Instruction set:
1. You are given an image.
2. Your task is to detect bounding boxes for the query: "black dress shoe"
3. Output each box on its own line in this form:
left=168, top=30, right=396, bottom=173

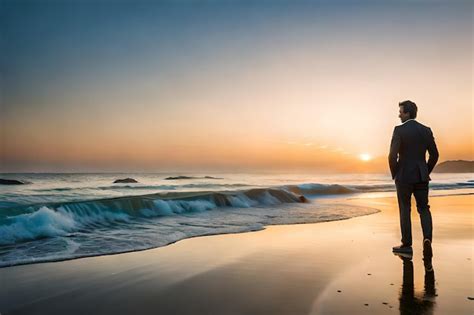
left=392, top=244, right=413, bottom=254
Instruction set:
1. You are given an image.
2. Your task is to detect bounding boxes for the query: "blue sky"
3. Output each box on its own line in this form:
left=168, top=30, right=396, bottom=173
left=1, top=0, right=472, bottom=172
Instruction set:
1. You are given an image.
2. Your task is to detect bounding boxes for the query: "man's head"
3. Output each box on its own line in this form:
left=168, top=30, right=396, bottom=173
left=398, top=100, right=417, bottom=123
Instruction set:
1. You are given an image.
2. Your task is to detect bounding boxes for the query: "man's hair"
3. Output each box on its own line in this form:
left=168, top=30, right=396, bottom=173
left=399, top=100, right=417, bottom=119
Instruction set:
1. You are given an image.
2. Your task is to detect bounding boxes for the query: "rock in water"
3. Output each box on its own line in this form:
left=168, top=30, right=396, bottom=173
left=113, top=178, right=138, bottom=184
left=164, top=176, right=194, bottom=180
left=299, top=195, right=309, bottom=203
left=0, top=178, right=29, bottom=185
left=164, top=175, right=223, bottom=180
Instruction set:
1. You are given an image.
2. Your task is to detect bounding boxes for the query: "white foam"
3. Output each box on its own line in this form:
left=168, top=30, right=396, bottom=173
left=0, top=206, right=76, bottom=245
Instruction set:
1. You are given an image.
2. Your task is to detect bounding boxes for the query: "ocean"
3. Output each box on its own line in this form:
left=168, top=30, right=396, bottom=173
left=0, top=172, right=472, bottom=267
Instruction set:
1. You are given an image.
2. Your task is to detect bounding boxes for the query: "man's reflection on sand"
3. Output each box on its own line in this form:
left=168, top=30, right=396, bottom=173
left=396, top=248, right=436, bottom=315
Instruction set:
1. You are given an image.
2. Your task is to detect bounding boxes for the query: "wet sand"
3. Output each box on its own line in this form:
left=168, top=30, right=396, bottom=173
left=0, top=194, right=472, bottom=314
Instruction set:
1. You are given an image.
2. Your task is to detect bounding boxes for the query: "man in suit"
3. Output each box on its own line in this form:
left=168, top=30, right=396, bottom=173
left=389, top=100, right=439, bottom=255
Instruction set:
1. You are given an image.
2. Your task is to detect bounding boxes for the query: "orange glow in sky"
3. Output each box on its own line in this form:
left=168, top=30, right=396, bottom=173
left=1, top=2, right=472, bottom=173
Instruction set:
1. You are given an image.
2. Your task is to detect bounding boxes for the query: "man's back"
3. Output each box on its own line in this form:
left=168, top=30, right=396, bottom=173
left=389, top=120, right=439, bottom=184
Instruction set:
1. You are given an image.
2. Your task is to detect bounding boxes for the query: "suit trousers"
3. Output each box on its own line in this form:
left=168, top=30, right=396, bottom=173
left=395, top=181, right=433, bottom=246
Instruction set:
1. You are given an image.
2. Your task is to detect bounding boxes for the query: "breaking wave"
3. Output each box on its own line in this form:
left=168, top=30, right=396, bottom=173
left=0, top=188, right=306, bottom=247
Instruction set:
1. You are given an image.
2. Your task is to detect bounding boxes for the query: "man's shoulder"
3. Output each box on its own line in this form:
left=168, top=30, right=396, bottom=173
left=414, top=120, right=430, bottom=129
left=398, top=120, right=431, bottom=131
left=414, top=121, right=433, bottom=134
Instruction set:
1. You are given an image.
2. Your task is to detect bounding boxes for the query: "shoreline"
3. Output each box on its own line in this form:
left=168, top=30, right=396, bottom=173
left=0, top=205, right=381, bottom=269
left=0, top=194, right=472, bottom=314
left=0, top=192, right=381, bottom=268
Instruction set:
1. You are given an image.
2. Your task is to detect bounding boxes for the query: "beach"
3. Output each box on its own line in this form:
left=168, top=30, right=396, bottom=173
left=2, top=1, right=473, bottom=314
left=0, top=193, right=472, bottom=314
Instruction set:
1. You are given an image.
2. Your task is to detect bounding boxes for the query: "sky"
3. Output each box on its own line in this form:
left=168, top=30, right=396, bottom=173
left=1, top=0, right=472, bottom=173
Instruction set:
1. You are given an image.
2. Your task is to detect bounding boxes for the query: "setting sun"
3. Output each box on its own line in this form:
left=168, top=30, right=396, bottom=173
left=359, top=153, right=372, bottom=162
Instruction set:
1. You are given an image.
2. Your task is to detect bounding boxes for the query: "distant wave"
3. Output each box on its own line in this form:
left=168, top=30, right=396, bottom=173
left=30, top=183, right=251, bottom=193
left=16, top=179, right=474, bottom=197
left=286, top=183, right=355, bottom=195
left=164, top=175, right=224, bottom=180
left=286, top=181, right=474, bottom=196
left=3, top=180, right=472, bottom=213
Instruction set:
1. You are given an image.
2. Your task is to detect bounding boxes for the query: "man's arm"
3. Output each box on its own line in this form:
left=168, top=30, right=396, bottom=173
left=427, top=128, right=439, bottom=174
left=388, top=127, right=401, bottom=180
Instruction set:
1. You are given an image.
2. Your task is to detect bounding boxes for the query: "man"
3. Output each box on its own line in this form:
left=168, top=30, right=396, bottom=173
left=389, top=100, right=439, bottom=255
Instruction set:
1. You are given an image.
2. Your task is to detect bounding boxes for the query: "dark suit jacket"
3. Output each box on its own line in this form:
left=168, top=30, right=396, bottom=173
left=388, top=120, right=439, bottom=183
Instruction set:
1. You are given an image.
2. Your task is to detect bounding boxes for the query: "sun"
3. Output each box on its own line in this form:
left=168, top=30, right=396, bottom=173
left=359, top=153, right=372, bottom=162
